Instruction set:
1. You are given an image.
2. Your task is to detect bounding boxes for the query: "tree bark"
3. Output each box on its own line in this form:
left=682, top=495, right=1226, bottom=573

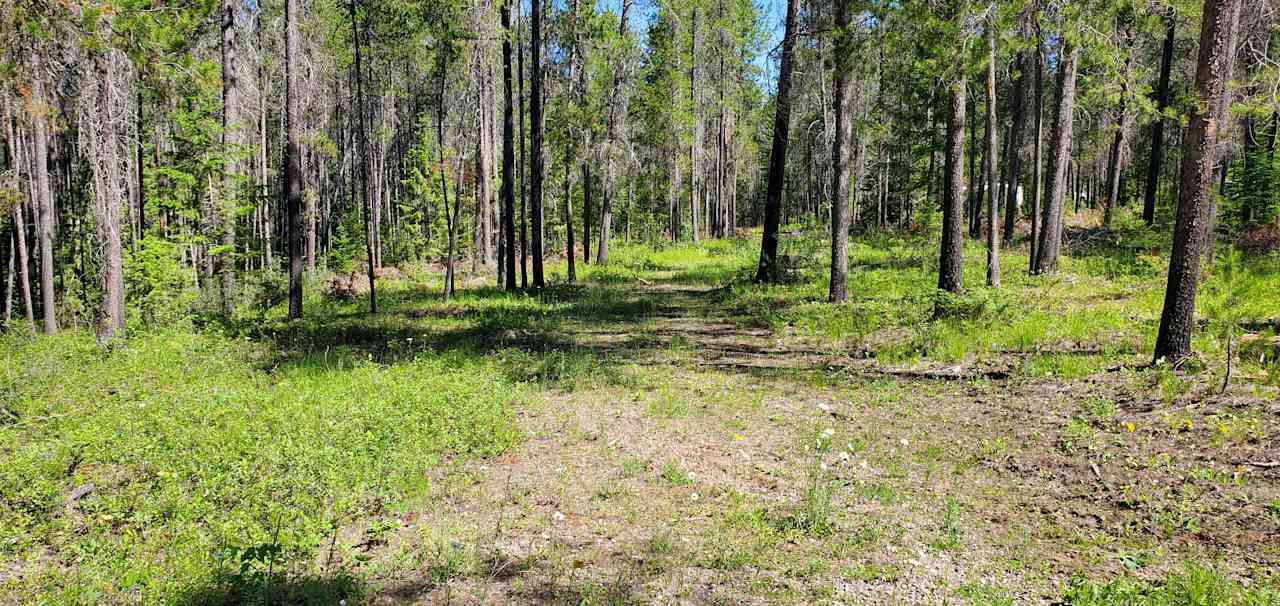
left=985, top=14, right=1000, bottom=288
left=583, top=156, right=592, bottom=265
left=285, top=0, right=305, bottom=319
left=500, top=0, right=518, bottom=289
left=1003, top=50, right=1027, bottom=241
left=939, top=75, right=967, bottom=294
left=347, top=0, right=377, bottom=312
left=517, top=1, right=529, bottom=288
left=690, top=8, right=702, bottom=243
left=88, top=50, right=126, bottom=344
left=754, top=0, right=798, bottom=283
left=1142, top=11, right=1176, bottom=226
left=3, top=108, right=34, bottom=331
left=1104, top=23, right=1136, bottom=228
left=564, top=153, right=576, bottom=282
left=1154, top=0, right=1239, bottom=363
left=530, top=0, right=546, bottom=287
left=220, top=0, right=240, bottom=317
left=829, top=0, right=853, bottom=303
left=1032, top=42, right=1079, bottom=273
left=32, top=54, right=57, bottom=334
left=1029, top=23, right=1044, bottom=270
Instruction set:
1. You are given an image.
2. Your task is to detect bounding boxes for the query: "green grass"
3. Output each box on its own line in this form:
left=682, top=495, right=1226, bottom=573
left=1, top=323, right=520, bottom=603
left=3, top=213, right=1278, bottom=604
left=1065, top=563, right=1280, bottom=605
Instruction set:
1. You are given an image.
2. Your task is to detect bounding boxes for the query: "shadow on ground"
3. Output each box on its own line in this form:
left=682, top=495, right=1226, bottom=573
left=172, top=571, right=361, bottom=606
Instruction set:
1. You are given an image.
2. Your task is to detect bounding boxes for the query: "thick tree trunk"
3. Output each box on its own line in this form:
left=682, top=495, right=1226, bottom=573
left=1154, top=0, right=1239, bottom=363
left=985, top=16, right=1000, bottom=288
left=530, top=0, right=546, bottom=287
left=1032, top=43, right=1079, bottom=273
left=939, top=76, right=967, bottom=294
left=88, top=51, right=126, bottom=344
left=829, top=0, right=853, bottom=303
left=1143, top=11, right=1176, bottom=226
left=754, top=0, right=798, bottom=283
left=286, top=0, right=306, bottom=318
left=500, top=0, right=517, bottom=289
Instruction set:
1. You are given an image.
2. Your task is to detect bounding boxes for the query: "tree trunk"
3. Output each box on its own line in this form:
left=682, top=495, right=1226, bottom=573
left=348, top=0, right=377, bottom=312
left=939, top=75, right=967, bottom=295
left=88, top=50, right=126, bottom=344
left=564, top=153, right=576, bottom=282
left=1154, top=0, right=1239, bottom=363
left=1029, top=23, right=1044, bottom=270
left=500, top=0, right=518, bottom=289
left=4, top=109, right=34, bottom=331
left=1032, top=42, right=1079, bottom=273
left=1104, top=24, right=1135, bottom=228
left=828, top=0, right=853, bottom=303
left=517, top=1, right=529, bottom=288
left=1003, top=50, right=1027, bottom=241
left=1143, top=11, right=1176, bottom=226
left=582, top=161, right=592, bottom=265
left=220, top=0, right=240, bottom=317
left=32, top=56, right=57, bottom=334
left=286, top=0, right=306, bottom=318
left=754, top=0, right=798, bottom=283
left=690, top=8, right=701, bottom=243
left=985, top=15, right=1000, bottom=288
left=530, top=0, right=546, bottom=287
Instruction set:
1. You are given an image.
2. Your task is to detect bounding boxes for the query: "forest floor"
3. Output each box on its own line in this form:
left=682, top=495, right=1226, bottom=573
left=3, top=222, right=1280, bottom=605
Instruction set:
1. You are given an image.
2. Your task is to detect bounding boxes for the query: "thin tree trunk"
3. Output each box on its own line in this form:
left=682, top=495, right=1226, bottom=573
left=690, top=8, right=701, bottom=243
left=1154, top=0, right=1240, bottom=363
left=1143, top=10, right=1176, bottom=226
left=829, top=0, right=853, bottom=303
left=500, top=0, right=517, bottom=289
left=1104, top=24, right=1134, bottom=229
left=220, top=0, right=240, bottom=317
left=517, top=0, right=529, bottom=288
left=285, top=0, right=306, bottom=318
left=439, top=57, right=460, bottom=301
left=754, top=0, right=798, bottom=283
left=565, top=152, right=576, bottom=282
left=1029, top=23, right=1044, bottom=269
left=32, top=55, right=57, bottom=334
left=583, top=158, right=595, bottom=266
left=3, top=108, right=33, bottom=330
left=985, top=13, right=1000, bottom=288
left=530, top=0, right=546, bottom=287
left=1003, top=50, right=1027, bottom=241
left=348, top=0, right=377, bottom=312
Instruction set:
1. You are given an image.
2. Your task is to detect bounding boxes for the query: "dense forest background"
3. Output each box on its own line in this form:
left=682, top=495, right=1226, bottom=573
left=0, top=0, right=1275, bottom=344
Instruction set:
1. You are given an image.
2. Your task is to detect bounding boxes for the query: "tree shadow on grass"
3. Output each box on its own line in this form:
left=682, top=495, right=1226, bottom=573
left=241, top=282, right=676, bottom=382
left=172, top=571, right=362, bottom=606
